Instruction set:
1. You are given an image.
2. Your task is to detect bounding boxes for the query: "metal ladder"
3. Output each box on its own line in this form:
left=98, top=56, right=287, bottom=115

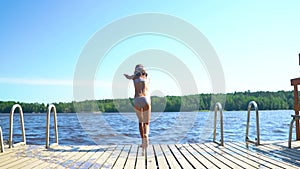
left=9, top=104, right=26, bottom=148
left=213, top=102, right=224, bottom=146
left=288, top=115, right=300, bottom=148
left=46, top=104, right=58, bottom=148
left=245, top=101, right=260, bottom=145
left=0, top=126, right=4, bottom=152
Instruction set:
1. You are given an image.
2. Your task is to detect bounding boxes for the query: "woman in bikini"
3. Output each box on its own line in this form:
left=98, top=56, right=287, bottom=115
left=124, top=64, right=151, bottom=148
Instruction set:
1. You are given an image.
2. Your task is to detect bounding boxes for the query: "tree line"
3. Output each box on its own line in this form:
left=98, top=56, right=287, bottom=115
left=0, top=90, right=295, bottom=113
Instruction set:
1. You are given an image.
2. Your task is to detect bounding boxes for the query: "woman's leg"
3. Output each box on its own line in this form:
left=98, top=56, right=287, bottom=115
left=140, top=106, right=150, bottom=149
left=134, top=97, right=151, bottom=148
left=139, top=122, right=144, bottom=138
left=134, top=107, right=144, bottom=138
left=142, top=105, right=151, bottom=138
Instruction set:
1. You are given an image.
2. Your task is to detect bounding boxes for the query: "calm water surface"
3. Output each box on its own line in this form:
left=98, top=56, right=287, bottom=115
left=0, top=110, right=295, bottom=145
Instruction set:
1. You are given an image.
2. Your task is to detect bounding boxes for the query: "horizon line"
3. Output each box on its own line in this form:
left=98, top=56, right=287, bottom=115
left=0, top=89, right=293, bottom=104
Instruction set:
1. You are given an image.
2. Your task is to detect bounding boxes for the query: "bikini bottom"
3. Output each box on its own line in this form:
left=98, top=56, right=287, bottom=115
left=134, top=96, right=151, bottom=109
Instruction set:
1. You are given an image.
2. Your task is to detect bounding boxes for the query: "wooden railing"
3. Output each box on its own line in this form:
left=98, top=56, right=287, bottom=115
left=291, top=78, right=300, bottom=140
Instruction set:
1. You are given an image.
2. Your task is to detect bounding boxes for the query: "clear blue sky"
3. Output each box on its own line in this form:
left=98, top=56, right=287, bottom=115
left=0, top=1, right=299, bottom=103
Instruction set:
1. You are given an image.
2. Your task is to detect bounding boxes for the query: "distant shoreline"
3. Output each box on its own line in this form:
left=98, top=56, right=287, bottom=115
left=0, top=90, right=294, bottom=113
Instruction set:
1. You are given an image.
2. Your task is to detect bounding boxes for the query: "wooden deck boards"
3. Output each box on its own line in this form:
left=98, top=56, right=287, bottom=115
left=0, top=141, right=300, bottom=169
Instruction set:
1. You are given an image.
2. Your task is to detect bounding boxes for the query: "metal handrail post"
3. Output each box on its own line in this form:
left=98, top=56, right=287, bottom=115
left=288, top=115, right=300, bottom=148
left=9, top=104, right=26, bottom=148
left=46, top=104, right=58, bottom=148
left=213, top=102, right=224, bottom=146
left=0, top=126, right=4, bottom=153
left=245, top=101, right=260, bottom=145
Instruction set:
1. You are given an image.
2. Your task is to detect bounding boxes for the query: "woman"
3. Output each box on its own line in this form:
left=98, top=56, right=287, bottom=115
left=124, top=64, right=151, bottom=148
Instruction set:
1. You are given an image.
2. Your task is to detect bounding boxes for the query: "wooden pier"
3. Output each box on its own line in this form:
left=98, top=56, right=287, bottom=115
left=1, top=141, right=300, bottom=168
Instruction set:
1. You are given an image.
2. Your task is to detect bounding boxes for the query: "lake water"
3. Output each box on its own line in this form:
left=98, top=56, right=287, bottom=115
left=0, top=110, right=295, bottom=145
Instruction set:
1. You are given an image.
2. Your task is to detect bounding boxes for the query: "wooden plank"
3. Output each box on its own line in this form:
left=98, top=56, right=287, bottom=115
left=167, top=144, right=194, bottom=168
left=254, top=143, right=300, bottom=167
left=33, top=145, right=73, bottom=169
left=77, top=145, right=109, bottom=169
left=229, top=142, right=299, bottom=169
left=1, top=146, right=40, bottom=168
left=2, top=142, right=300, bottom=168
left=272, top=141, right=300, bottom=154
left=43, top=146, right=83, bottom=168
left=102, top=145, right=125, bottom=168
left=89, top=145, right=117, bottom=169
left=262, top=142, right=299, bottom=168
left=225, top=142, right=280, bottom=169
left=2, top=155, right=35, bottom=169
left=146, top=145, right=157, bottom=169
left=0, top=145, right=47, bottom=168
left=0, top=148, right=22, bottom=160
left=193, top=143, right=231, bottom=169
left=124, top=145, right=138, bottom=169
left=282, top=140, right=300, bottom=153
left=183, top=144, right=218, bottom=169
left=135, top=145, right=146, bottom=169
left=203, top=142, right=249, bottom=169
left=12, top=145, right=65, bottom=168
left=264, top=143, right=300, bottom=159
left=0, top=152, right=24, bottom=167
left=202, top=143, right=262, bottom=169
left=159, top=144, right=179, bottom=168
left=259, top=142, right=300, bottom=168
left=57, top=145, right=96, bottom=168
left=112, top=145, right=131, bottom=169
left=175, top=144, right=205, bottom=169
left=206, top=142, right=265, bottom=168
left=67, top=145, right=100, bottom=168
left=57, top=146, right=93, bottom=168
left=0, top=146, right=31, bottom=167
left=291, top=140, right=300, bottom=148
left=153, top=144, right=169, bottom=168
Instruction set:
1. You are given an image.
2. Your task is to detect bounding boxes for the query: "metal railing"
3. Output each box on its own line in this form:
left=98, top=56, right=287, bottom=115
left=46, top=104, right=58, bottom=148
left=0, top=126, right=4, bottom=153
left=213, top=102, right=224, bottom=146
left=288, top=115, right=300, bottom=148
left=9, top=104, right=26, bottom=148
left=245, top=101, right=260, bottom=145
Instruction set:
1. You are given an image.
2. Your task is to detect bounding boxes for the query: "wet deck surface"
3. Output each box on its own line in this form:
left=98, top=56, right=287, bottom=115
left=0, top=141, right=300, bottom=168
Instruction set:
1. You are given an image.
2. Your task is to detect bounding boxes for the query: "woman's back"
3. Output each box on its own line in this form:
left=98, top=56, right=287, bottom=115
left=134, top=76, right=149, bottom=97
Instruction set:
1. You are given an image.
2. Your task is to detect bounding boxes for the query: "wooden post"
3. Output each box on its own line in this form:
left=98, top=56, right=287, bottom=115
left=291, top=78, right=300, bottom=140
